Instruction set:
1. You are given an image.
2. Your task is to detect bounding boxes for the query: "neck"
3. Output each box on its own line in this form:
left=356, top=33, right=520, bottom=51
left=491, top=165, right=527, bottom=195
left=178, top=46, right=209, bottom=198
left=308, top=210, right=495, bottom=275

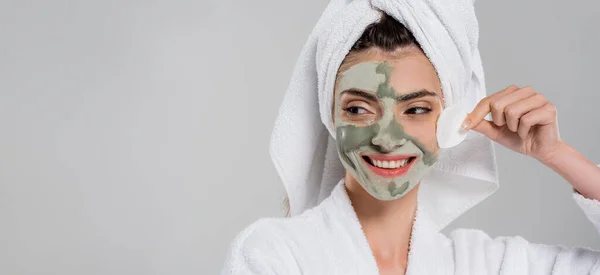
left=344, top=173, right=419, bottom=269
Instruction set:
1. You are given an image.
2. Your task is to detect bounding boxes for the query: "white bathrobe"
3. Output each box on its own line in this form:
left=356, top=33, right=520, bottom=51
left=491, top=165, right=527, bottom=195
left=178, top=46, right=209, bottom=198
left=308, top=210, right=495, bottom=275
left=221, top=0, right=600, bottom=273
left=221, top=179, right=600, bottom=274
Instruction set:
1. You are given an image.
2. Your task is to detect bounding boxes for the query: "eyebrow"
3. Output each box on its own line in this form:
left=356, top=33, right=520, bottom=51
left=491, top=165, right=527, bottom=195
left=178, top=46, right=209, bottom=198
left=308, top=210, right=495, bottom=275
left=340, top=89, right=438, bottom=102
left=339, top=89, right=378, bottom=102
left=395, top=89, right=439, bottom=102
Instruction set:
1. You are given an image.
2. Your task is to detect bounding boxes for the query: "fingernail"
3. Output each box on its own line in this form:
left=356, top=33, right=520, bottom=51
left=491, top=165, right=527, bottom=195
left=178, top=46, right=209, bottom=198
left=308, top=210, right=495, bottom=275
left=461, top=119, right=471, bottom=130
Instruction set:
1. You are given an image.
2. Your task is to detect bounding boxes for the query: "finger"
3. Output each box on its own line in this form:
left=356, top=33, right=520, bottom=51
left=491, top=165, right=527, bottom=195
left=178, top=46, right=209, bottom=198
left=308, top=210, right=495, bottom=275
left=472, top=119, right=502, bottom=142
left=517, top=103, right=557, bottom=139
left=463, top=85, right=519, bottom=130
left=489, top=86, right=536, bottom=128
left=505, top=92, right=547, bottom=132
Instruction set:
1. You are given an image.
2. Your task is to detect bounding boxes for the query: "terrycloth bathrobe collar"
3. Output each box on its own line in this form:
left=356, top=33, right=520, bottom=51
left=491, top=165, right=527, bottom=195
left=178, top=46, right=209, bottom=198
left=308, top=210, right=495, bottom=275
left=326, top=178, right=454, bottom=274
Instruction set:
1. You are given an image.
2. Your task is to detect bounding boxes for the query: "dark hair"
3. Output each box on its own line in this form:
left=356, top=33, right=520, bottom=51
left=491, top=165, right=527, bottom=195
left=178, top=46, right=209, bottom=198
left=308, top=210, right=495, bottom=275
left=349, top=12, right=422, bottom=55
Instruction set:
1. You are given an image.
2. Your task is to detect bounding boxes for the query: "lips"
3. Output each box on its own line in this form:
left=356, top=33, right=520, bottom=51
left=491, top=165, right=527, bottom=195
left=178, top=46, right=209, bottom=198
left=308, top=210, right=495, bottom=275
left=361, top=153, right=417, bottom=178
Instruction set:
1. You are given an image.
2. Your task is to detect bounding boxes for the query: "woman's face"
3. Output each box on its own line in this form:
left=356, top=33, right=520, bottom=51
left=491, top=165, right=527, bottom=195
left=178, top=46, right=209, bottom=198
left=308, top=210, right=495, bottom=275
left=333, top=47, right=442, bottom=200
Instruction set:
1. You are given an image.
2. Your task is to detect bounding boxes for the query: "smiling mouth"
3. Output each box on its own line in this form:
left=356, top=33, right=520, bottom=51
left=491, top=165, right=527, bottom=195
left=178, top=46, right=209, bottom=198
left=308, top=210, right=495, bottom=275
left=361, top=154, right=417, bottom=178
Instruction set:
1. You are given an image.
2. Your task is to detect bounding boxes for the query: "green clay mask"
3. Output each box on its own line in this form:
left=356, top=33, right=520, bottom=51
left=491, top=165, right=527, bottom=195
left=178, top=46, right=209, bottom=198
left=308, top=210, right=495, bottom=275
left=334, top=61, right=439, bottom=200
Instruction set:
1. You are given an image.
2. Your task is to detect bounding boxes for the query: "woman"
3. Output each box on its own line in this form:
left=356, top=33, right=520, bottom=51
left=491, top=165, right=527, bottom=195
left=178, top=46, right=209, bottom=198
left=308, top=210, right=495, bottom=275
left=222, top=1, right=600, bottom=274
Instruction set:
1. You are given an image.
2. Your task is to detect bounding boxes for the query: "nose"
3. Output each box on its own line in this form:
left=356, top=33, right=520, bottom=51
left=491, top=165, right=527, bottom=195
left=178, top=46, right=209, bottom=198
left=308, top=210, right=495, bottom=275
left=371, top=132, right=407, bottom=152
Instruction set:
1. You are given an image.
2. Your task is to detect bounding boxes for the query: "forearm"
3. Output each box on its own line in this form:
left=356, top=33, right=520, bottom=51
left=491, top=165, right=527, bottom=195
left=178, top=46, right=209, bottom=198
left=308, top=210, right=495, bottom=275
left=541, top=141, right=600, bottom=200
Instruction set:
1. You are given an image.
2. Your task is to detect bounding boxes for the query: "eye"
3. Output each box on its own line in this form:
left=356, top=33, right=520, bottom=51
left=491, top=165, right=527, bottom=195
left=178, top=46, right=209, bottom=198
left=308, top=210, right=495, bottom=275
left=405, top=107, right=431, bottom=115
left=343, top=106, right=370, bottom=115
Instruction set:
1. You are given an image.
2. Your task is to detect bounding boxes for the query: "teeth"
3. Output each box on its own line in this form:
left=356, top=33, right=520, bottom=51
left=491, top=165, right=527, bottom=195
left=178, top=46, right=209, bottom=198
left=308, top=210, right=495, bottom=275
left=370, top=157, right=411, bottom=169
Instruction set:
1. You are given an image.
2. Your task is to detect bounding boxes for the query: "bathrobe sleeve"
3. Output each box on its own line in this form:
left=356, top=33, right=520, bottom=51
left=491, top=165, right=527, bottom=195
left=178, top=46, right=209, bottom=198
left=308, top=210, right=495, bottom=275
left=573, top=164, right=600, bottom=233
left=450, top=190, right=600, bottom=274
left=220, top=219, right=300, bottom=275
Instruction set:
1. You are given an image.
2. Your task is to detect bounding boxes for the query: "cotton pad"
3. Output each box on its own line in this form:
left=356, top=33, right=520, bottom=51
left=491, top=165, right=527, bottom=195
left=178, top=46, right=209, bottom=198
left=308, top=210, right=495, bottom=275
left=437, top=104, right=469, bottom=148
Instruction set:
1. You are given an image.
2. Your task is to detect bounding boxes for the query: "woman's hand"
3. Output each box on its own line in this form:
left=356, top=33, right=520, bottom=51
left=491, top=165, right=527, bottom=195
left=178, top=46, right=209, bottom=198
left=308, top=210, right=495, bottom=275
left=463, top=84, right=600, bottom=200
left=462, top=85, right=564, bottom=162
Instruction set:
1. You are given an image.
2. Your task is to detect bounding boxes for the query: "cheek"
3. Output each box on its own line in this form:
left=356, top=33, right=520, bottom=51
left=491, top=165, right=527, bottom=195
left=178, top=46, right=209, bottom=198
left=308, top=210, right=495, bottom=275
left=401, top=119, right=439, bottom=154
left=337, top=124, right=379, bottom=152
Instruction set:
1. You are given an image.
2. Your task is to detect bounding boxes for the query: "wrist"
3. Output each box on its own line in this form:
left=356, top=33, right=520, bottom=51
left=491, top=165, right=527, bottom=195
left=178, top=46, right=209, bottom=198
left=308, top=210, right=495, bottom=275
left=537, top=141, right=572, bottom=167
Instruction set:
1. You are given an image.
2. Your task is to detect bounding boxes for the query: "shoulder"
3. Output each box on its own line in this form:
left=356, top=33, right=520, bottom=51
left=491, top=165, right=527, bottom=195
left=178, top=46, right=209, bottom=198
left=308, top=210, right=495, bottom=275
left=227, top=218, right=281, bottom=254
left=449, top=228, right=524, bottom=245
left=443, top=228, right=532, bottom=274
left=448, top=227, right=539, bottom=256
left=224, top=203, right=333, bottom=260
left=447, top=227, right=588, bottom=253
left=221, top=205, right=334, bottom=274
left=221, top=218, right=291, bottom=274
left=446, top=228, right=600, bottom=274
left=229, top=202, right=332, bottom=251
left=221, top=187, right=358, bottom=274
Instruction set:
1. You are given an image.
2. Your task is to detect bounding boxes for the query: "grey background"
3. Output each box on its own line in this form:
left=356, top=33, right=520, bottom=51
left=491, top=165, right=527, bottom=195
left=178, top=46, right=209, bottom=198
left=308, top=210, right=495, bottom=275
left=1, top=1, right=599, bottom=274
